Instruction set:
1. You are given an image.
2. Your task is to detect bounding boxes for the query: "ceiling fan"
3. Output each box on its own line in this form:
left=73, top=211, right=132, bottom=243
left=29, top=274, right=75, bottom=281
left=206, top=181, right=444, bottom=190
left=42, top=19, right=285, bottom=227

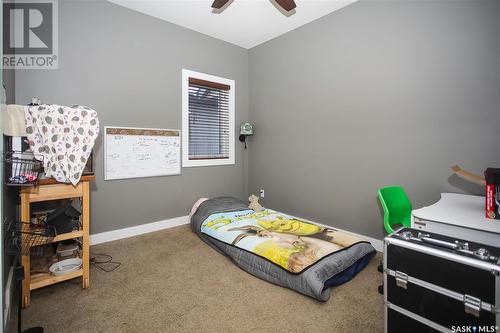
left=211, top=0, right=297, bottom=12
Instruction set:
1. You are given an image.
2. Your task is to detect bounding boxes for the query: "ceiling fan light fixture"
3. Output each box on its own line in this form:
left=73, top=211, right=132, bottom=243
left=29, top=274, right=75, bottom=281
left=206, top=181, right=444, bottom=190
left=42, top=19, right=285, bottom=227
left=212, top=0, right=297, bottom=13
left=274, top=0, right=296, bottom=12
left=211, top=0, right=231, bottom=9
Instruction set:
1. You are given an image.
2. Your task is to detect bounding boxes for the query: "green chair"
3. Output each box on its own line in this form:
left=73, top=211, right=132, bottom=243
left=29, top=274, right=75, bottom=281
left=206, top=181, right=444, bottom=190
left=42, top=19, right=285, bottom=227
left=378, top=186, right=412, bottom=234
left=377, top=186, right=412, bottom=294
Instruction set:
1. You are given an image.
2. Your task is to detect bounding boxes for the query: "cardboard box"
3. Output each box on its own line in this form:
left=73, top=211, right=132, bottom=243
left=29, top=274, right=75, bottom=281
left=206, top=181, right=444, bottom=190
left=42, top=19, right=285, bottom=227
left=485, top=168, right=500, bottom=220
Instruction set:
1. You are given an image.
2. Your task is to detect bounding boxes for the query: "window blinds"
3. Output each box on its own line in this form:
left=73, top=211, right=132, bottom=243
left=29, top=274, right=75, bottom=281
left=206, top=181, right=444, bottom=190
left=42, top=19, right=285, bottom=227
left=188, top=77, right=231, bottom=160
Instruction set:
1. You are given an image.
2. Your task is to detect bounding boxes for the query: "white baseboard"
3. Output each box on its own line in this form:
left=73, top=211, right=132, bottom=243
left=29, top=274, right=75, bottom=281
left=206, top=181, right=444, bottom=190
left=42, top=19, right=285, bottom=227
left=90, top=215, right=190, bottom=246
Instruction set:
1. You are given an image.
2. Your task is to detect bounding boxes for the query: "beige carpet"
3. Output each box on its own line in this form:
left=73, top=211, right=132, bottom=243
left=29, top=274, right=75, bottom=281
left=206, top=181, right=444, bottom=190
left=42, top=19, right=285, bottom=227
left=23, top=225, right=384, bottom=332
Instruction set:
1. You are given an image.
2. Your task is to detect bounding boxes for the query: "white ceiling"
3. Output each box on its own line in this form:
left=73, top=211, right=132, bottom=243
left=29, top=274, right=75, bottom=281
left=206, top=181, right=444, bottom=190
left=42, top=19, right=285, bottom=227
left=108, top=0, right=357, bottom=49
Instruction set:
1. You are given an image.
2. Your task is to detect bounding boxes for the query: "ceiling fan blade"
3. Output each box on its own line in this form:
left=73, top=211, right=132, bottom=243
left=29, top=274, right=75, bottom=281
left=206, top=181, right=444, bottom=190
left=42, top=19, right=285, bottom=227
left=212, top=0, right=231, bottom=9
left=274, top=0, right=296, bottom=12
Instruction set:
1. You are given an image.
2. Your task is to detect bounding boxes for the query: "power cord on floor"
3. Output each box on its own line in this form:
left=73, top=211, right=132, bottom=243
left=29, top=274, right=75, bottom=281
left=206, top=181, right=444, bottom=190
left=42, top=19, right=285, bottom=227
left=90, top=252, right=121, bottom=272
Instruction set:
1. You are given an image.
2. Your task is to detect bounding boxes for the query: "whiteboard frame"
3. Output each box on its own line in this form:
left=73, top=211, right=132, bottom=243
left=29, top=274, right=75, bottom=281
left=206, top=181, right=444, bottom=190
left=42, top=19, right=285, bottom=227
left=104, top=126, right=181, bottom=181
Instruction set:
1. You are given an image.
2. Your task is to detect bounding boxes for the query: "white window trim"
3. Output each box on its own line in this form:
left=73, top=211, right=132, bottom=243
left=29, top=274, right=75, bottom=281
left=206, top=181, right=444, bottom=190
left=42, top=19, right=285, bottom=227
left=182, top=69, right=235, bottom=168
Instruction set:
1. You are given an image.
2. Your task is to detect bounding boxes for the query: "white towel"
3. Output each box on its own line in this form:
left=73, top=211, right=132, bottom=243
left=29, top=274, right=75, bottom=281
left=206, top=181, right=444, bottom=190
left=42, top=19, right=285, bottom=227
left=25, top=104, right=99, bottom=185
left=3, top=104, right=27, bottom=136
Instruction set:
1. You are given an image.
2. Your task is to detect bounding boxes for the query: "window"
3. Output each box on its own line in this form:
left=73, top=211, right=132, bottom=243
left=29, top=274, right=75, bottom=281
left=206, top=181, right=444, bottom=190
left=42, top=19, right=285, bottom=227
left=182, top=69, right=235, bottom=167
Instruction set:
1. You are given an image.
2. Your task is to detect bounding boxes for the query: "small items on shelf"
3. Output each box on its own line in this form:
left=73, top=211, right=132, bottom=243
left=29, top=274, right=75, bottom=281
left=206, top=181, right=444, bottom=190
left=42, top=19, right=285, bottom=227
left=30, top=240, right=82, bottom=274
left=49, top=258, right=83, bottom=276
left=28, top=201, right=83, bottom=270
left=44, top=200, right=82, bottom=234
left=4, top=220, right=56, bottom=256
left=4, top=151, right=44, bottom=186
left=56, top=242, right=80, bottom=259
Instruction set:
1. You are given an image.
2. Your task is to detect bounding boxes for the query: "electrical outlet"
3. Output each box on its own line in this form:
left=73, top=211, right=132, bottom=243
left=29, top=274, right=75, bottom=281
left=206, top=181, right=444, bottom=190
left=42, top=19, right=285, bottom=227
left=260, top=188, right=265, bottom=198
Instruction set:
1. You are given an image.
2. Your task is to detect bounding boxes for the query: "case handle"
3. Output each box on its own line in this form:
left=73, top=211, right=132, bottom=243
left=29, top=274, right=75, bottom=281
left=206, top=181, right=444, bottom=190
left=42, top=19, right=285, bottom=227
left=420, top=236, right=459, bottom=250
left=395, top=271, right=408, bottom=289
left=464, top=294, right=481, bottom=318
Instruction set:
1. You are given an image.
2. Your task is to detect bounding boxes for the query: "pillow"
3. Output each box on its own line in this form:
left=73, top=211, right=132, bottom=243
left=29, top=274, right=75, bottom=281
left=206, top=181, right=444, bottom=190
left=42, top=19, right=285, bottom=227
left=189, top=198, right=209, bottom=218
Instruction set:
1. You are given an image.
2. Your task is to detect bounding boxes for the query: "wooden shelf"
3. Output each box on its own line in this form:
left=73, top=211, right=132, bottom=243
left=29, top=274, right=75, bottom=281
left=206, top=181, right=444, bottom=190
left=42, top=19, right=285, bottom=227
left=21, top=182, right=83, bottom=202
left=30, top=269, right=83, bottom=290
left=20, top=180, right=91, bottom=307
left=37, top=175, right=96, bottom=186
left=50, top=230, right=83, bottom=243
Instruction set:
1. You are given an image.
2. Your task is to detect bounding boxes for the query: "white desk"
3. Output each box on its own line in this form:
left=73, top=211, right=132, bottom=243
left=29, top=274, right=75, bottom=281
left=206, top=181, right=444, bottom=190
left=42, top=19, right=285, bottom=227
left=411, top=193, right=500, bottom=247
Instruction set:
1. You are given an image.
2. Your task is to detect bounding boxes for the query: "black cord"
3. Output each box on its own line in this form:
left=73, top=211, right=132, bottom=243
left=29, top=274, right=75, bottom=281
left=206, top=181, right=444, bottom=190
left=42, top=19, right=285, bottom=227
left=90, top=252, right=121, bottom=272
left=60, top=252, right=121, bottom=286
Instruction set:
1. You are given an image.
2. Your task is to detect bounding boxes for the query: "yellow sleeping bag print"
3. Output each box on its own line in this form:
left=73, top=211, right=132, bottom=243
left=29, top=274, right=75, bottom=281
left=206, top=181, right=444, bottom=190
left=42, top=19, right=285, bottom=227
left=201, top=209, right=365, bottom=273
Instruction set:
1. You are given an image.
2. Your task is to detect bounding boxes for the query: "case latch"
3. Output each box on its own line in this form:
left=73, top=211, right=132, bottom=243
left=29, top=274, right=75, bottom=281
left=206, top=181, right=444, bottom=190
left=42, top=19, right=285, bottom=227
left=395, top=271, right=408, bottom=289
left=464, top=294, right=481, bottom=317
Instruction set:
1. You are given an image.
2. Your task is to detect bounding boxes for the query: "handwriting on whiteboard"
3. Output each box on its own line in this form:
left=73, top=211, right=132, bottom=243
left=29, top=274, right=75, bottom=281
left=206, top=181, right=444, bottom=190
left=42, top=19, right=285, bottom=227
left=104, top=127, right=181, bottom=180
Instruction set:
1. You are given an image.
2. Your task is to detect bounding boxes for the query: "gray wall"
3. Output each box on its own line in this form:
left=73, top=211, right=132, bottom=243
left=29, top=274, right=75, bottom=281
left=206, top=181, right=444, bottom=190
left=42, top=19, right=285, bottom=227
left=248, top=0, right=500, bottom=239
left=10, top=0, right=499, bottom=239
left=14, top=0, right=249, bottom=234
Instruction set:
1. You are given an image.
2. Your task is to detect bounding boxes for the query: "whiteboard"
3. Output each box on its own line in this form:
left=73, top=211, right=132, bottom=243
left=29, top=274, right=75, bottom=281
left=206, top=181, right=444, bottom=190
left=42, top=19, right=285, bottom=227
left=104, top=127, right=181, bottom=180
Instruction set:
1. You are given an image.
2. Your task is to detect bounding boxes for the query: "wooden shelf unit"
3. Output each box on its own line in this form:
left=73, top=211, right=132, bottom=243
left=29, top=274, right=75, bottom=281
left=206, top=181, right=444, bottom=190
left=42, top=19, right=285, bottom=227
left=20, top=176, right=94, bottom=308
left=51, top=230, right=84, bottom=243
left=30, top=269, right=83, bottom=291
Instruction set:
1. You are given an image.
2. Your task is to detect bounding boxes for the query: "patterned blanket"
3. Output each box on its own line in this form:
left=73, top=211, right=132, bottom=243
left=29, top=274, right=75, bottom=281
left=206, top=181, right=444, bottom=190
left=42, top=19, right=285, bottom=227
left=25, top=104, right=99, bottom=185
left=201, top=208, right=365, bottom=273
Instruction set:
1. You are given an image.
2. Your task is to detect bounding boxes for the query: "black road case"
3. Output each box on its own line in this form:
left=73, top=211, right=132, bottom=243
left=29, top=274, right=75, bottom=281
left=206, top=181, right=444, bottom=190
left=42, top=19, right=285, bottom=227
left=384, top=228, right=500, bottom=333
